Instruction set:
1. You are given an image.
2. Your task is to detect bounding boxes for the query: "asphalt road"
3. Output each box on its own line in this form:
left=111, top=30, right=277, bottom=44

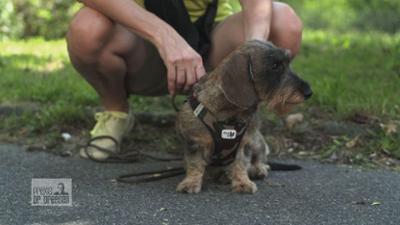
left=1, top=144, right=400, bottom=225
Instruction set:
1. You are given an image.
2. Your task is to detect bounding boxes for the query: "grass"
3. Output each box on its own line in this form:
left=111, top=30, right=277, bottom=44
left=0, top=39, right=173, bottom=130
left=0, top=40, right=96, bottom=105
left=1, top=31, right=399, bottom=118
left=296, top=30, right=400, bottom=117
left=0, top=30, right=399, bottom=165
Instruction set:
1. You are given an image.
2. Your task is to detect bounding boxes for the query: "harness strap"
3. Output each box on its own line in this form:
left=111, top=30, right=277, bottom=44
left=188, top=95, right=248, bottom=166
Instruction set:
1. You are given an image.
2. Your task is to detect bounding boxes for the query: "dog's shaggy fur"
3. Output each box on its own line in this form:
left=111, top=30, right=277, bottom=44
left=176, top=40, right=312, bottom=193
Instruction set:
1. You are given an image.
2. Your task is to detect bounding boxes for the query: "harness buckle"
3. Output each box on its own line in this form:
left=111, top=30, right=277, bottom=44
left=221, top=129, right=237, bottom=139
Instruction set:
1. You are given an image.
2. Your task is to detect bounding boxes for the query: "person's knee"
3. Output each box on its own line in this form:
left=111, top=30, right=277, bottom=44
left=67, top=7, right=114, bottom=65
left=275, top=3, right=303, bottom=39
left=270, top=2, right=303, bottom=55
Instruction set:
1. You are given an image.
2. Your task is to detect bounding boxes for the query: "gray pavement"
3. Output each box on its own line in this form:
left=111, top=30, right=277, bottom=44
left=1, top=143, right=400, bottom=225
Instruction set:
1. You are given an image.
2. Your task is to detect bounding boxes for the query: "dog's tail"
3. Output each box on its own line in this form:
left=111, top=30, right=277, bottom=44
left=268, top=162, right=302, bottom=171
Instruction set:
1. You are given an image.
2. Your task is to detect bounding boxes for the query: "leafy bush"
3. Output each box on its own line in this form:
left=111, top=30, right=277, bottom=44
left=348, top=0, right=400, bottom=33
left=0, top=0, right=399, bottom=40
left=0, top=0, right=80, bottom=40
left=281, top=0, right=399, bottom=33
left=0, top=0, right=22, bottom=39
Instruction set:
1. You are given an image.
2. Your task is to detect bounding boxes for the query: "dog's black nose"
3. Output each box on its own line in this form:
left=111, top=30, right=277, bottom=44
left=299, top=79, right=313, bottom=100
left=303, top=87, right=313, bottom=100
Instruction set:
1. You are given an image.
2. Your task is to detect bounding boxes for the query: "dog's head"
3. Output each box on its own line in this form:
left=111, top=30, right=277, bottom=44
left=219, top=40, right=312, bottom=115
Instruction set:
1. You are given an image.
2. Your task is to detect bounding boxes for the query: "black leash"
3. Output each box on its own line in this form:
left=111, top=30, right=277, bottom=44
left=83, top=136, right=185, bottom=184
left=116, top=167, right=185, bottom=184
left=84, top=135, right=182, bottom=163
left=115, top=162, right=301, bottom=184
left=83, top=123, right=301, bottom=185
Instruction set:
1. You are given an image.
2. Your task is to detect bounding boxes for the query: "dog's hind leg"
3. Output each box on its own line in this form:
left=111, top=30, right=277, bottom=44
left=248, top=131, right=270, bottom=180
left=229, top=144, right=258, bottom=193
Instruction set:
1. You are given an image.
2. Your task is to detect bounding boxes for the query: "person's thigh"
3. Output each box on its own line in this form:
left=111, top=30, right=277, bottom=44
left=67, top=7, right=168, bottom=96
left=108, top=26, right=168, bottom=96
left=125, top=39, right=169, bottom=96
left=207, top=12, right=244, bottom=68
left=207, top=2, right=302, bottom=68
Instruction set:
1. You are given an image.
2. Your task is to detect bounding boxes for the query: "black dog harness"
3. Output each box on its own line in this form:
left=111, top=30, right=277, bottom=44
left=188, top=96, right=249, bottom=166
left=185, top=55, right=259, bottom=166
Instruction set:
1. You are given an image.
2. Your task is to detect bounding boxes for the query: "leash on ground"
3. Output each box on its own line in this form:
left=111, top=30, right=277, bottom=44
left=83, top=135, right=301, bottom=184
left=83, top=135, right=185, bottom=184
left=115, top=162, right=301, bottom=184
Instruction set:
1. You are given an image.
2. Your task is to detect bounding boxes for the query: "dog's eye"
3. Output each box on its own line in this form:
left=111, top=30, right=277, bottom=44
left=272, top=62, right=281, bottom=71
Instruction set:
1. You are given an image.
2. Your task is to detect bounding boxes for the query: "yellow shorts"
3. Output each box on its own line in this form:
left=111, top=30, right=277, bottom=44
left=134, top=0, right=238, bottom=22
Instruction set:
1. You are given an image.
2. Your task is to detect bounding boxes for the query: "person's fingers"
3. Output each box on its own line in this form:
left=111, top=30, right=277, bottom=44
left=166, top=63, right=176, bottom=95
left=175, top=63, right=186, bottom=93
left=195, top=62, right=206, bottom=81
left=184, top=61, right=196, bottom=92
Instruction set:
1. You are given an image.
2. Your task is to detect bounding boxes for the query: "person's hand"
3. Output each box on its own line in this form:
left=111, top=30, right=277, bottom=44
left=154, top=28, right=206, bottom=95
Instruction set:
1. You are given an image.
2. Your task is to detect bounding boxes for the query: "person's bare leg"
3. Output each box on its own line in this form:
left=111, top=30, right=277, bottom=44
left=67, top=7, right=147, bottom=113
left=208, top=2, right=303, bottom=68
left=66, top=7, right=153, bottom=160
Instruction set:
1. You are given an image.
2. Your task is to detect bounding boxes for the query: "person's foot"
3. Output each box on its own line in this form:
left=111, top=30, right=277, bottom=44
left=80, top=111, right=134, bottom=160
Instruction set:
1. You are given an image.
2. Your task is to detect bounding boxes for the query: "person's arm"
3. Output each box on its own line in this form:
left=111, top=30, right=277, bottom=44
left=78, top=0, right=206, bottom=95
left=239, top=0, right=272, bottom=41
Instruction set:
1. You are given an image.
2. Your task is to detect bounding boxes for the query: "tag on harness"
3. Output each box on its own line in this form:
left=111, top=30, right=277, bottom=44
left=221, top=129, right=237, bottom=139
left=193, top=103, right=205, bottom=117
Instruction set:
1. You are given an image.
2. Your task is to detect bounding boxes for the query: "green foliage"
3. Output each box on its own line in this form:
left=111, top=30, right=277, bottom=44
left=281, top=0, right=400, bottom=33
left=0, top=39, right=98, bottom=104
left=1, top=0, right=400, bottom=39
left=0, top=0, right=80, bottom=40
left=0, top=0, right=22, bottom=39
left=348, top=0, right=400, bottom=33
left=294, top=31, right=400, bottom=117
left=1, top=32, right=399, bottom=119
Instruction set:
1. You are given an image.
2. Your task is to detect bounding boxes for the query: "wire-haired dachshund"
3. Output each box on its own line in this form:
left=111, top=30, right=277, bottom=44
left=176, top=40, right=312, bottom=193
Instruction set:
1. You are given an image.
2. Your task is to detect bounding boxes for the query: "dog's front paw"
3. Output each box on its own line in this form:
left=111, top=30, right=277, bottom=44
left=232, top=180, right=257, bottom=194
left=176, top=178, right=202, bottom=193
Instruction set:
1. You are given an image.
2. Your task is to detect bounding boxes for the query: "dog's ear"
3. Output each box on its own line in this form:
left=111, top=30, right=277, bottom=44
left=219, top=52, right=258, bottom=109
